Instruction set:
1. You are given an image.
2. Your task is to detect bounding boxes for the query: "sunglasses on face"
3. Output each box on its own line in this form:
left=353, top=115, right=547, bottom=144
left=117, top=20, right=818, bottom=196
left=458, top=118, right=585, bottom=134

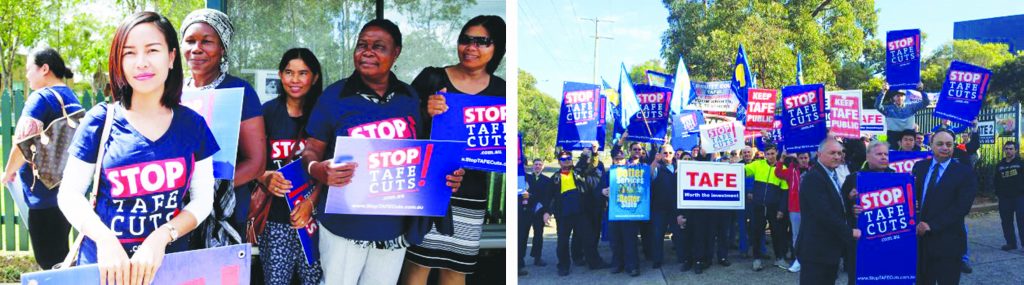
left=458, top=35, right=493, bottom=47
left=559, top=157, right=571, bottom=161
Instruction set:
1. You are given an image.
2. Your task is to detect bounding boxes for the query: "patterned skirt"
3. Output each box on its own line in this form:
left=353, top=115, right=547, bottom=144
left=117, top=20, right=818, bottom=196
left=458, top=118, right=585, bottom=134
left=405, top=195, right=486, bottom=273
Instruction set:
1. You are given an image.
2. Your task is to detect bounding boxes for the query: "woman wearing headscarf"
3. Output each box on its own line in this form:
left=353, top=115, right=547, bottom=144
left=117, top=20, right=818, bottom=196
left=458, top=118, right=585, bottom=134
left=401, top=15, right=506, bottom=285
left=179, top=8, right=266, bottom=247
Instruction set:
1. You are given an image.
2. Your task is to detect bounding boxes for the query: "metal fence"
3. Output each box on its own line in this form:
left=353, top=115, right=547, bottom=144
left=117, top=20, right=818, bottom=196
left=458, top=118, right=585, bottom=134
left=0, top=86, right=101, bottom=253
left=915, top=103, right=1023, bottom=192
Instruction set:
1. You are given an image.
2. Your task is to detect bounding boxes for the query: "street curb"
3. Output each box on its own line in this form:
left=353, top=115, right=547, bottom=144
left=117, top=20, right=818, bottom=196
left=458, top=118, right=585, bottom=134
left=972, top=202, right=998, bottom=213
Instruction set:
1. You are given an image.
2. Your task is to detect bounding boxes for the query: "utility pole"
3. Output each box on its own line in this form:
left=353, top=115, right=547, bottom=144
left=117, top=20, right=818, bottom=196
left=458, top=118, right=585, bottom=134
left=581, top=17, right=613, bottom=85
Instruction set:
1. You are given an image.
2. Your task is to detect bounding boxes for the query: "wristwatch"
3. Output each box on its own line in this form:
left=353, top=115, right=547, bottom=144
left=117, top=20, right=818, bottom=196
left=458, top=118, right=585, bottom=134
left=166, top=224, right=179, bottom=242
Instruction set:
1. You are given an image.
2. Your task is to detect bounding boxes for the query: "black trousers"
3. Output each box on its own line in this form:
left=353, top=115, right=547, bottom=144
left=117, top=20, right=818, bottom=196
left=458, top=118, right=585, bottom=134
left=649, top=210, right=689, bottom=264
left=530, top=210, right=546, bottom=258
left=609, top=221, right=640, bottom=271
left=998, top=193, right=1024, bottom=248
left=748, top=203, right=789, bottom=259
left=693, top=210, right=733, bottom=262
left=557, top=213, right=602, bottom=270
left=572, top=206, right=603, bottom=261
left=920, top=256, right=961, bottom=285
left=518, top=206, right=532, bottom=267
left=28, top=207, right=72, bottom=269
left=801, top=261, right=839, bottom=284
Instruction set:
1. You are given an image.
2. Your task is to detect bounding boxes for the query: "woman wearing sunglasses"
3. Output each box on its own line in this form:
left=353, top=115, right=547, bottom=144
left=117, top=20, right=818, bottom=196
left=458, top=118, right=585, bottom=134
left=401, top=15, right=505, bottom=285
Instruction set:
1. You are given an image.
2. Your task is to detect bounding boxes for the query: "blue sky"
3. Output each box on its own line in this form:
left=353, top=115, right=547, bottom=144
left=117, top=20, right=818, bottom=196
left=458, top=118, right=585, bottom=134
left=519, top=0, right=1024, bottom=100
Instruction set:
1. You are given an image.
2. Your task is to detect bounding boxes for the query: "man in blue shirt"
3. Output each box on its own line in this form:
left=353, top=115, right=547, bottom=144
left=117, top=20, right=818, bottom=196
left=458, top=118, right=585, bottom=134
left=875, top=82, right=928, bottom=150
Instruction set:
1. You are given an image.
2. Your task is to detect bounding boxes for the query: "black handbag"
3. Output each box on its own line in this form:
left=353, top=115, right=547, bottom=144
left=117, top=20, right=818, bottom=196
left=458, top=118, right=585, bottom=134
left=16, top=88, right=84, bottom=189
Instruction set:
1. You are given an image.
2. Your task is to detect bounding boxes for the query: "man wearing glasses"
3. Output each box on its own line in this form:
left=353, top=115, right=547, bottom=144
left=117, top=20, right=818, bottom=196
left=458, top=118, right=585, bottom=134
left=650, top=144, right=692, bottom=272
left=599, top=147, right=642, bottom=276
left=573, top=143, right=606, bottom=266
left=551, top=150, right=606, bottom=276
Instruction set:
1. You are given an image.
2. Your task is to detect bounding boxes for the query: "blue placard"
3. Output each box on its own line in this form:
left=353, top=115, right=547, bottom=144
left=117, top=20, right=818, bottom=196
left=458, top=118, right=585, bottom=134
left=21, top=244, right=251, bottom=284
left=181, top=87, right=244, bottom=180
left=608, top=165, right=651, bottom=221
left=780, top=84, right=827, bottom=153
left=517, top=133, right=527, bottom=195
left=671, top=110, right=704, bottom=152
left=430, top=92, right=506, bottom=172
left=557, top=82, right=602, bottom=150
left=626, top=84, right=673, bottom=144
left=323, top=138, right=465, bottom=217
left=856, top=172, right=917, bottom=284
left=886, top=29, right=922, bottom=90
left=278, top=160, right=320, bottom=265
left=933, top=61, right=991, bottom=125
left=888, top=151, right=932, bottom=173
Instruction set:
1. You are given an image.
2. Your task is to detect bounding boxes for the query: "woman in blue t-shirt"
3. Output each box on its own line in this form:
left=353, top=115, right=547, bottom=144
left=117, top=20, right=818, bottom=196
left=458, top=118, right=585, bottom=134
left=402, top=15, right=507, bottom=284
left=57, top=12, right=218, bottom=285
left=2, top=47, right=81, bottom=269
left=256, top=48, right=324, bottom=284
left=180, top=9, right=267, bottom=246
left=299, top=19, right=465, bottom=285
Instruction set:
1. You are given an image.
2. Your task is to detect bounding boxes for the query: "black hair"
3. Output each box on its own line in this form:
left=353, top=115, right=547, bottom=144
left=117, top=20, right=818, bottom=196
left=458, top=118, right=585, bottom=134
left=109, top=11, right=184, bottom=110
left=276, top=48, right=323, bottom=132
left=899, top=130, right=916, bottom=140
left=1006, top=141, right=1018, bottom=148
left=460, top=15, right=505, bottom=74
left=29, top=47, right=73, bottom=79
left=360, top=19, right=402, bottom=47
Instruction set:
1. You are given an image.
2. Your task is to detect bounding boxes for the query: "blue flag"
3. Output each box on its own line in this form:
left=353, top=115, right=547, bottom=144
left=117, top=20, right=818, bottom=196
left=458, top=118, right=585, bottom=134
left=856, top=172, right=917, bottom=284
left=430, top=93, right=507, bottom=172
left=933, top=61, right=991, bottom=125
left=732, top=44, right=755, bottom=107
left=279, top=160, right=320, bottom=265
left=646, top=70, right=674, bottom=88
left=795, top=52, right=804, bottom=85
left=885, top=29, right=922, bottom=90
left=780, top=84, right=827, bottom=153
left=608, top=165, right=652, bottom=221
left=604, top=78, right=626, bottom=143
left=671, top=110, right=704, bottom=152
left=672, top=55, right=692, bottom=114
left=324, top=138, right=465, bottom=217
left=556, top=82, right=603, bottom=150
left=518, top=133, right=527, bottom=195
left=619, top=63, right=641, bottom=130
left=626, top=84, right=673, bottom=144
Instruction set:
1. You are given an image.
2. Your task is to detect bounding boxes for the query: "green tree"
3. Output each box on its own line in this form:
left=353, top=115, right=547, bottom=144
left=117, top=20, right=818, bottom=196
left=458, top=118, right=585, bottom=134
left=989, top=55, right=1024, bottom=105
left=518, top=69, right=559, bottom=161
left=661, top=0, right=878, bottom=90
left=920, top=40, right=1015, bottom=99
left=628, top=59, right=667, bottom=85
left=0, top=0, right=48, bottom=93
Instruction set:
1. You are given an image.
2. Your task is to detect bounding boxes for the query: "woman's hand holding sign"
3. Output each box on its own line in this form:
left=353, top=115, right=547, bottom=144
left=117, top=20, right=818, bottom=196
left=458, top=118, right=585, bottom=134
left=263, top=171, right=292, bottom=197
left=427, top=88, right=449, bottom=117
left=322, top=161, right=358, bottom=187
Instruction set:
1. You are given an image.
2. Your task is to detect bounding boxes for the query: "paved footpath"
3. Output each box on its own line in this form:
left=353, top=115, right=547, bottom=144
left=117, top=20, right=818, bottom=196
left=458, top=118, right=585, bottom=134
left=518, top=210, right=1024, bottom=285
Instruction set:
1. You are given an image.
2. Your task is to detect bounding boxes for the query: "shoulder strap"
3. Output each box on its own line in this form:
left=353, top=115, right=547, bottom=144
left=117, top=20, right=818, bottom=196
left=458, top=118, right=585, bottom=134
left=91, top=103, right=116, bottom=202
left=48, top=88, right=71, bottom=120
left=59, top=103, right=115, bottom=269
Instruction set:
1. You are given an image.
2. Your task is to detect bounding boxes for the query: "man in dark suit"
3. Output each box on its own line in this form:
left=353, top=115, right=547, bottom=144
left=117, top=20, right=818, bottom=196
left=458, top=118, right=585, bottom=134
left=649, top=144, right=691, bottom=271
left=798, top=138, right=860, bottom=284
left=912, top=129, right=978, bottom=284
left=551, top=150, right=607, bottom=276
left=525, top=158, right=552, bottom=266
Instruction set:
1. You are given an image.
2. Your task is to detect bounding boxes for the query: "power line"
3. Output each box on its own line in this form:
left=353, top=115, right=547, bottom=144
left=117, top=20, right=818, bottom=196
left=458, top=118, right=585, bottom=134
left=581, top=17, right=614, bottom=85
left=518, top=3, right=568, bottom=70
